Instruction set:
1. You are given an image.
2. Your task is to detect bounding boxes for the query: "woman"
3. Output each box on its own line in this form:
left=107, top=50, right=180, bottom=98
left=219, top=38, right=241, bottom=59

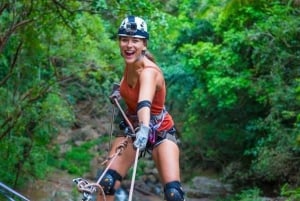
left=98, top=15, right=185, bottom=201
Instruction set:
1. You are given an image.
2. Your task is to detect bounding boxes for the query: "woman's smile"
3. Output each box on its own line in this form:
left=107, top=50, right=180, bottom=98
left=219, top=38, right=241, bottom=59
left=124, top=50, right=135, bottom=57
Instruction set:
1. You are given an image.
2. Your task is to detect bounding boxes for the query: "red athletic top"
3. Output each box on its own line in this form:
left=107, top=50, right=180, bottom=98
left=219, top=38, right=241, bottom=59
left=119, top=66, right=174, bottom=131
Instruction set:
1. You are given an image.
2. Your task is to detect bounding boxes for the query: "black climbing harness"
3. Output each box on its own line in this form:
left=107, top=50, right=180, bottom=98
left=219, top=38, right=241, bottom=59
left=121, top=107, right=174, bottom=152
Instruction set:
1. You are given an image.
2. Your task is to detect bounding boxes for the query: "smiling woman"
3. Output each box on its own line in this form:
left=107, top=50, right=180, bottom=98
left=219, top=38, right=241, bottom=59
left=94, top=15, right=186, bottom=201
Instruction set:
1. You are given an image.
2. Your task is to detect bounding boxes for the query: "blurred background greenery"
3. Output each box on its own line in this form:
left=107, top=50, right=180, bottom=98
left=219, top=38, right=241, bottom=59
left=1, top=0, right=300, bottom=200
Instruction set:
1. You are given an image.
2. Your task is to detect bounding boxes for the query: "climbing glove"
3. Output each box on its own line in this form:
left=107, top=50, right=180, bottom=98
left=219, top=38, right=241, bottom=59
left=133, top=124, right=150, bottom=151
left=109, top=83, right=121, bottom=104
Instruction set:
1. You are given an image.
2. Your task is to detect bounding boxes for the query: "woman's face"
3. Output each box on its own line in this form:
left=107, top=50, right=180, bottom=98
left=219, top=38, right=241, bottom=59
left=119, top=36, right=146, bottom=64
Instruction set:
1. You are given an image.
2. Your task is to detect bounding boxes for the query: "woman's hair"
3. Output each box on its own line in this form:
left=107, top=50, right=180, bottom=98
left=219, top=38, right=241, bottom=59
left=144, top=50, right=156, bottom=63
left=143, top=39, right=156, bottom=63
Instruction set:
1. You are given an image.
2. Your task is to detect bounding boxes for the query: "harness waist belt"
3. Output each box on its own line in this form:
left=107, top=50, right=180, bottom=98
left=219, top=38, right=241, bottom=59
left=127, top=106, right=167, bottom=124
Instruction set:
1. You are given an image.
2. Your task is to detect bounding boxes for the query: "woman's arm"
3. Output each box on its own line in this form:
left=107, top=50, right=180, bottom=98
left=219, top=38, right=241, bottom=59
left=137, top=68, right=157, bottom=126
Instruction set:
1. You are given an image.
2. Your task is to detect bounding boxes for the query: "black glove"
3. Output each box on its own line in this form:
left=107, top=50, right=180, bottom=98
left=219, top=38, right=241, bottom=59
left=109, top=83, right=121, bottom=104
left=133, top=124, right=150, bottom=151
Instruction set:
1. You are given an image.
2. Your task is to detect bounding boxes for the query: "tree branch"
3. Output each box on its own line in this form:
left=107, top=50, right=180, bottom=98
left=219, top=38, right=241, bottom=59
left=0, top=42, right=22, bottom=87
left=0, top=19, right=31, bottom=53
left=0, top=2, right=8, bottom=15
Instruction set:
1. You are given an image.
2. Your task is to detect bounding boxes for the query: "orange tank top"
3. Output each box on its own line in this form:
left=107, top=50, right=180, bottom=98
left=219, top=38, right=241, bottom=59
left=119, top=66, right=174, bottom=131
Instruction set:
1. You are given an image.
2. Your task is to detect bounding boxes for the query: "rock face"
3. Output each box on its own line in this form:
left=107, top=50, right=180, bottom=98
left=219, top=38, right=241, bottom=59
left=184, top=176, right=233, bottom=200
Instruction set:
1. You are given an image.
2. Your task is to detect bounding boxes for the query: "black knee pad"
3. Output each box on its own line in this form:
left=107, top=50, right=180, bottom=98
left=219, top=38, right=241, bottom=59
left=164, top=181, right=185, bottom=201
left=98, top=169, right=122, bottom=195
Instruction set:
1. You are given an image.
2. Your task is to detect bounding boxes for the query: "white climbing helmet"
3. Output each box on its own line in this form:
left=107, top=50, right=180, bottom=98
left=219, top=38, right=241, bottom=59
left=118, top=15, right=149, bottom=39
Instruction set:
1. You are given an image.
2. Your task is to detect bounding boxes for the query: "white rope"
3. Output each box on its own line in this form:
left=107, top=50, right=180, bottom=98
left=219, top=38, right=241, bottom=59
left=128, top=148, right=140, bottom=201
left=108, top=104, right=116, bottom=151
left=74, top=98, right=139, bottom=201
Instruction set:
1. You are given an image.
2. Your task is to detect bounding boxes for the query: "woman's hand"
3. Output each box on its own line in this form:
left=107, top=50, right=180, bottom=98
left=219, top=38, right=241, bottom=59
left=109, top=83, right=121, bottom=103
left=133, top=124, right=150, bottom=151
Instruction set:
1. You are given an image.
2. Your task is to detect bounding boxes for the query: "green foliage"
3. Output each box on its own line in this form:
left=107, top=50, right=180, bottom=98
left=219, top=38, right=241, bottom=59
left=239, top=1, right=300, bottom=185
left=234, top=188, right=263, bottom=201
left=177, top=38, right=254, bottom=168
left=1, top=0, right=300, bottom=197
left=216, top=188, right=264, bottom=201
left=0, top=90, right=74, bottom=186
left=170, top=0, right=300, bottom=191
left=0, top=0, right=122, bottom=187
left=281, top=184, right=300, bottom=201
left=57, top=139, right=100, bottom=175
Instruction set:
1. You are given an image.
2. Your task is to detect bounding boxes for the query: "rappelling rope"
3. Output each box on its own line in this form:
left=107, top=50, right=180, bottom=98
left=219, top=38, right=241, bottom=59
left=74, top=98, right=139, bottom=201
left=112, top=97, right=138, bottom=201
left=108, top=104, right=115, bottom=151
left=113, top=98, right=135, bottom=134
left=128, top=146, right=140, bottom=201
